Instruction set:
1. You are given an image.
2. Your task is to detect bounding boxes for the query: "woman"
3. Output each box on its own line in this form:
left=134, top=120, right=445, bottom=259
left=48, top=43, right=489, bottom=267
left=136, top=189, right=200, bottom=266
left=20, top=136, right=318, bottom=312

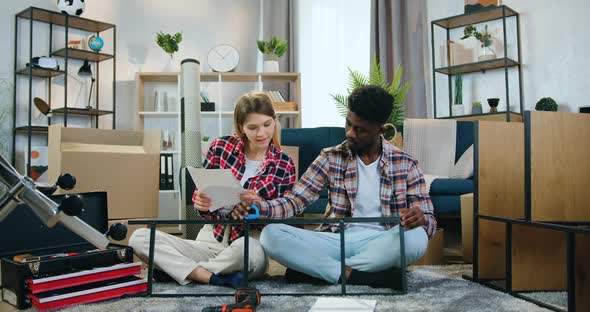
left=130, top=92, right=296, bottom=288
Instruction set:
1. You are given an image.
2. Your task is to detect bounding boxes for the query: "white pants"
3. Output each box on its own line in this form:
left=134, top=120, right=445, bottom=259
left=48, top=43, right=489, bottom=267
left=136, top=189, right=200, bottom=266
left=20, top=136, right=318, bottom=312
left=260, top=224, right=428, bottom=284
left=129, top=224, right=268, bottom=285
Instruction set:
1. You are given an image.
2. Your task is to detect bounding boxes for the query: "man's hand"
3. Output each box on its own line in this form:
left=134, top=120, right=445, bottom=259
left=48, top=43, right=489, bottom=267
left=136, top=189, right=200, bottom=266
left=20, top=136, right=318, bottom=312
left=399, top=207, right=425, bottom=229
left=230, top=190, right=261, bottom=220
left=193, top=190, right=212, bottom=212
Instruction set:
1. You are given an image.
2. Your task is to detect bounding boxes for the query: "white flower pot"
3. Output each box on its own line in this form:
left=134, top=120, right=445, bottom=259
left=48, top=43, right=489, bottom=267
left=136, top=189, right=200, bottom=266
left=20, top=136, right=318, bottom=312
left=452, top=104, right=465, bottom=116
left=263, top=60, right=279, bottom=73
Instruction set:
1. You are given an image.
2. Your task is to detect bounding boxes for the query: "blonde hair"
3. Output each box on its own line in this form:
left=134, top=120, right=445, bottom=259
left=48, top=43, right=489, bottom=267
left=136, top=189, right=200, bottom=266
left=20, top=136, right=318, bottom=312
left=234, top=91, right=281, bottom=149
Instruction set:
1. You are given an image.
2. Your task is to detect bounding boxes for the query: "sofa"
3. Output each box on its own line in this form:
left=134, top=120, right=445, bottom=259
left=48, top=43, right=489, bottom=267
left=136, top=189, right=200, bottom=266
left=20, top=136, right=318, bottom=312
left=281, top=122, right=474, bottom=217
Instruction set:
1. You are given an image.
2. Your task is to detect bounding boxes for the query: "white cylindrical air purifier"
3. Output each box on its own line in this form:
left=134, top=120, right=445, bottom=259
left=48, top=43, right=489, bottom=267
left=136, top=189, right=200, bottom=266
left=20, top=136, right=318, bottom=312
left=180, top=58, right=202, bottom=238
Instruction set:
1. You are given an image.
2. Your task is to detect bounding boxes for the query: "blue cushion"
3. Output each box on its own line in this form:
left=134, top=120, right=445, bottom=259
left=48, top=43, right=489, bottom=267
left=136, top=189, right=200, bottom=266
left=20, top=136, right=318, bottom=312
left=281, top=127, right=345, bottom=179
left=455, top=121, right=474, bottom=163
left=429, top=178, right=473, bottom=195
left=430, top=195, right=461, bottom=216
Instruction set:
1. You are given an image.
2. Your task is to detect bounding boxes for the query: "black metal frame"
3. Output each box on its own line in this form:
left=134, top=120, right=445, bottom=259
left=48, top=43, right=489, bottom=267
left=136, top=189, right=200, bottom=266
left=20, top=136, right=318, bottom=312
left=467, top=117, right=590, bottom=312
left=128, top=216, right=407, bottom=298
left=11, top=7, right=117, bottom=172
left=430, top=5, right=524, bottom=121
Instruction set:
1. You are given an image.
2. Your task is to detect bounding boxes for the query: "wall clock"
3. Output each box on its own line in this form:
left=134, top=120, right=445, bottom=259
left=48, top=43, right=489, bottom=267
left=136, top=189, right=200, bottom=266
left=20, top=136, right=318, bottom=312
left=207, top=44, right=240, bottom=72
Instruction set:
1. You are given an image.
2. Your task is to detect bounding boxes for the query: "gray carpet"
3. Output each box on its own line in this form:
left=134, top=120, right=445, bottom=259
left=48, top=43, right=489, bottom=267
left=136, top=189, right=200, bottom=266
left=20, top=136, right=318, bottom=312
left=49, top=265, right=563, bottom=312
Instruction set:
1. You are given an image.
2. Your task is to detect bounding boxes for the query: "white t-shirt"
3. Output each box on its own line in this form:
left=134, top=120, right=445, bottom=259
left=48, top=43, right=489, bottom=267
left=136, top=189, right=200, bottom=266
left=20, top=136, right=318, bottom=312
left=349, top=155, right=386, bottom=231
left=240, top=156, right=263, bottom=186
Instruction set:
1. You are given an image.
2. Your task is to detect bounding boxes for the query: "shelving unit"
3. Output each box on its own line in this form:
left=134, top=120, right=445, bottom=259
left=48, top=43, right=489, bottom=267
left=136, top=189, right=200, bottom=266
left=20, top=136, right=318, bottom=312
left=135, top=71, right=301, bottom=235
left=12, top=7, right=116, bottom=177
left=430, top=5, right=523, bottom=122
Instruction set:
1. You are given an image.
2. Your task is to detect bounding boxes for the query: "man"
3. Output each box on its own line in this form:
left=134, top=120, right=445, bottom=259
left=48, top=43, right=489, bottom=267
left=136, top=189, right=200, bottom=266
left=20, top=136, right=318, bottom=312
left=235, top=85, right=436, bottom=288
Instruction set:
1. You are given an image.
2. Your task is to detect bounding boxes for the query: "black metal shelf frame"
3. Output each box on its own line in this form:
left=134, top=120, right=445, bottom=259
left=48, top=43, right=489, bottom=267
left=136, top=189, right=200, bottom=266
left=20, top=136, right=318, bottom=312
left=430, top=5, right=523, bottom=122
left=128, top=217, right=407, bottom=298
left=12, top=7, right=116, bottom=177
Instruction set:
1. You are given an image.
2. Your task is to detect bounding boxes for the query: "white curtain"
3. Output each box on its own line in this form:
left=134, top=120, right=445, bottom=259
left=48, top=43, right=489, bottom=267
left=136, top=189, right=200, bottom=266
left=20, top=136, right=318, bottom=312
left=294, top=0, right=371, bottom=127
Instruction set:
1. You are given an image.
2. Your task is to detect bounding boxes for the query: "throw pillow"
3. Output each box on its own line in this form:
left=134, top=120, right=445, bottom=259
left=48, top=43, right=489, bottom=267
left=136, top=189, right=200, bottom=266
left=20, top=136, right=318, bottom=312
left=451, top=144, right=474, bottom=179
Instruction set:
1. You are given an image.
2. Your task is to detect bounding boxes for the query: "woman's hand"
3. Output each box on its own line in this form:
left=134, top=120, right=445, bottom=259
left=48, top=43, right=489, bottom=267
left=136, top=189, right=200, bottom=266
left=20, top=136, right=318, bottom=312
left=193, top=190, right=212, bottom=212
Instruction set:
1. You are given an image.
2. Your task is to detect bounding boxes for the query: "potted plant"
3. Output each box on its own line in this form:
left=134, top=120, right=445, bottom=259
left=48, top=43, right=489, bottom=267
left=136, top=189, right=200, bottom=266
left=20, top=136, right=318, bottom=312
left=472, top=101, right=483, bottom=114
left=535, top=97, right=558, bottom=111
left=200, top=91, right=215, bottom=112
left=331, top=58, right=411, bottom=148
left=257, top=36, right=288, bottom=72
left=156, top=31, right=182, bottom=59
left=452, top=74, right=465, bottom=116
left=461, top=25, right=496, bottom=61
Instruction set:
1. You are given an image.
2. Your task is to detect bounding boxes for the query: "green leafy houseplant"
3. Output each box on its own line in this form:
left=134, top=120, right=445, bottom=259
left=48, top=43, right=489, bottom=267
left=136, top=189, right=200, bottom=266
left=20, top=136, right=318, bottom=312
left=256, top=36, right=288, bottom=60
left=461, top=25, right=496, bottom=56
left=472, top=101, right=482, bottom=107
left=156, top=31, right=182, bottom=58
left=535, top=97, right=558, bottom=111
left=331, top=58, right=412, bottom=127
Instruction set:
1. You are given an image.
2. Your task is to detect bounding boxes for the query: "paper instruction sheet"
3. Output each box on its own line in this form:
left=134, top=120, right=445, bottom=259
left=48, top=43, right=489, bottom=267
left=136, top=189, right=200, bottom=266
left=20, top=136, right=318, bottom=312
left=187, top=167, right=244, bottom=211
left=308, top=297, right=377, bottom=312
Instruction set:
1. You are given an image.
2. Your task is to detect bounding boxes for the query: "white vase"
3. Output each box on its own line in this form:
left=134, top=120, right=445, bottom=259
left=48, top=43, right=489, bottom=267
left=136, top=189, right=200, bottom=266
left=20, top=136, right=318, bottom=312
left=263, top=60, right=279, bottom=73
left=478, top=45, right=496, bottom=62
left=452, top=104, right=465, bottom=116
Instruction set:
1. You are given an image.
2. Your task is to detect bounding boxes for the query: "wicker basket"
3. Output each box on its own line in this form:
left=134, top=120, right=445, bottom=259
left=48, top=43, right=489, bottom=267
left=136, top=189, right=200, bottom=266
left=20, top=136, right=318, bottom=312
left=384, top=123, right=403, bottom=150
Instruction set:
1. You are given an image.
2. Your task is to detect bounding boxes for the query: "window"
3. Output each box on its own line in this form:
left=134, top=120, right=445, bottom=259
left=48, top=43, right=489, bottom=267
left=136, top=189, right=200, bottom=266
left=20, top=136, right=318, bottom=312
left=295, top=0, right=370, bottom=127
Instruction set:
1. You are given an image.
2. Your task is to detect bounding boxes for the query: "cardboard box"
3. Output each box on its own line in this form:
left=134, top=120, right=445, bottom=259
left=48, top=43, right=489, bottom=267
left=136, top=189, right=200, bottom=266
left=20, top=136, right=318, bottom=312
left=48, top=125, right=160, bottom=220
left=413, top=228, right=444, bottom=265
left=461, top=193, right=474, bottom=263
left=281, top=145, right=299, bottom=180
left=108, top=219, right=147, bottom=263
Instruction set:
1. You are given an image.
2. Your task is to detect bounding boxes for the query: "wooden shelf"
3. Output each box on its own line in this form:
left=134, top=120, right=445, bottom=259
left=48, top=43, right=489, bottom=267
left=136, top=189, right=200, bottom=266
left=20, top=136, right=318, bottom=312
left=51, top=107, right=113, bottom=116
left=16, top=67, right=65, bottom=78
left=438, top=111, right=523, bottom=122
left=16, top=7, right=115, bottom=33
left=15, top=125, right=48, bottom=133
left=51, top=48, right=114, bottom=62
left=435, top=58, right=519, bottom=75
left=139, top=111, right=178, bottom=117
left=432, top=5, right=518, bottom=29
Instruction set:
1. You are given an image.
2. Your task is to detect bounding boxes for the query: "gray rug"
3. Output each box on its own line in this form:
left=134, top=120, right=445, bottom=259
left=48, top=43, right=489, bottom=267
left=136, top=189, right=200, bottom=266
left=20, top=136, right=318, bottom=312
left=48, top=265, right=563, bottom=312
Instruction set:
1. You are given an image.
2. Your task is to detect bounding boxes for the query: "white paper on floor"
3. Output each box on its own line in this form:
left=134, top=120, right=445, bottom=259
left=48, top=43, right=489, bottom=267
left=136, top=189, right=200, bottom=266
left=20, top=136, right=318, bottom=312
left=308, top=297, right=377, bottom=312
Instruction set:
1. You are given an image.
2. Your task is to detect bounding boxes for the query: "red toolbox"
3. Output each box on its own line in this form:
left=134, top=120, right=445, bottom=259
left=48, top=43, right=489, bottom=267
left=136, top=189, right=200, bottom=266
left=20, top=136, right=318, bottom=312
left=0, top=192, right=146, bottom=310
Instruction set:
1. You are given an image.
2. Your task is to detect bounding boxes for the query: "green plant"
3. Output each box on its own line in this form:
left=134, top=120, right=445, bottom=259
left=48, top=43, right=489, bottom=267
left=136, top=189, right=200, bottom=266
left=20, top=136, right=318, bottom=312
left=200, top=91, right=210, bottom=103
left=256, top=36, right=288, bottom=60
left=331, top=58, right=412, bottom=127
left=472, top=101, right=482, bottom=107
left=454, top=74, right=463, bottom=105
left=535, top=97, right=558, bottom=111
left=461, top=25, right=495, bottom=53
left=202, top=136, right=210, bottom=142
left=156, top=31, right=182, bottom=58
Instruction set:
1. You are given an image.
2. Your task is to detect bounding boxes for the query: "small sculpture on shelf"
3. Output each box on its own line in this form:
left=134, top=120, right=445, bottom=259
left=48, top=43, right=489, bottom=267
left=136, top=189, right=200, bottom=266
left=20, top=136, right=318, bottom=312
left=487, top=98, right=500, bottom=112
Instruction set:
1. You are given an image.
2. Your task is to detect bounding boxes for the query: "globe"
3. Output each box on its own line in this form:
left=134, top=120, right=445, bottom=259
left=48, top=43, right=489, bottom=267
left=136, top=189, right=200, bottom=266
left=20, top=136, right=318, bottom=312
left=88, top=35, right=104, bottom=52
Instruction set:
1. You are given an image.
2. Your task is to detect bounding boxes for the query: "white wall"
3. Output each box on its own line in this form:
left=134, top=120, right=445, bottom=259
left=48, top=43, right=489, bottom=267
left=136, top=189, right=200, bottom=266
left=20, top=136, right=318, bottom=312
left=427, top=0, right=590, bottom=116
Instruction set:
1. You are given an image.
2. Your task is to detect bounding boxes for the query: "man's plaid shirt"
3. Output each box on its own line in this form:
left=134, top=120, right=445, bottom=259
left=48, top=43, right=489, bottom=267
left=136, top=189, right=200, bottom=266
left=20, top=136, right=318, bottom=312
left=258, top=139, right=437, bottom=238
left=193, top=135, right=296, bottom=244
